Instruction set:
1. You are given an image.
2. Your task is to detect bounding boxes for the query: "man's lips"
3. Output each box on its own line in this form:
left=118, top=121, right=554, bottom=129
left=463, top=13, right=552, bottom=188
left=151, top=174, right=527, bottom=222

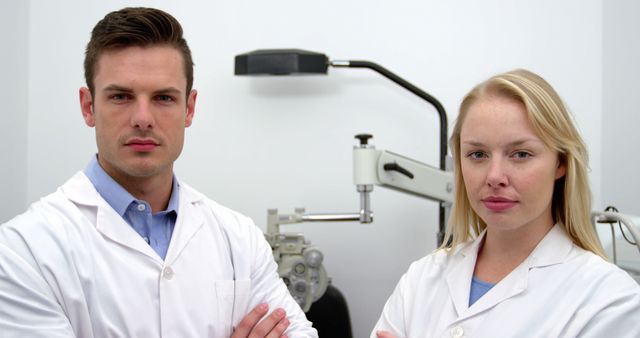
left=125, top=138, right=159, bottom=152
left=482, top=196, right=518, bottom=211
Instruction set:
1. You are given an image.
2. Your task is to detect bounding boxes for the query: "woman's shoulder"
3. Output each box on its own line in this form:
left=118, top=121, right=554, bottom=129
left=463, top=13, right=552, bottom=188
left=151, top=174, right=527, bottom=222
left=404, top=241, right=474, bottom=277
left=556, top=245, right=640, bottom=301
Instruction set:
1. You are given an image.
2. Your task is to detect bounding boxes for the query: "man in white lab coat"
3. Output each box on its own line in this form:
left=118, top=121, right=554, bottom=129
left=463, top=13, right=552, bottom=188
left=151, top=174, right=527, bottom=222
left=0, top=7, right=317, bottom=338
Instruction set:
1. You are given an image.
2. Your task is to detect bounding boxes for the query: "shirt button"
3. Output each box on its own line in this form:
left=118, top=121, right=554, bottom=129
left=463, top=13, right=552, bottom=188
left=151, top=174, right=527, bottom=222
left=137, top=204, right=146, bottom=211
left=450, top=326, right=464, bottom=338
left=163, top=267, right=174, bottom=280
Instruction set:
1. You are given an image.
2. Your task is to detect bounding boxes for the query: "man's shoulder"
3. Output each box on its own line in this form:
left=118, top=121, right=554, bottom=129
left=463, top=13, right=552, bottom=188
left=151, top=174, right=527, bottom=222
left=1, top=188, right=70, bottom=232
left=0, top=171, right=100, bottom=244
left=178, top=180, right=257, bottom=232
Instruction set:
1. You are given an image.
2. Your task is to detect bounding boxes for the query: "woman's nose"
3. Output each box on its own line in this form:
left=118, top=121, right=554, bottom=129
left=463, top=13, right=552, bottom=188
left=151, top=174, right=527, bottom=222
left=486, top=158, right=508, bottom=187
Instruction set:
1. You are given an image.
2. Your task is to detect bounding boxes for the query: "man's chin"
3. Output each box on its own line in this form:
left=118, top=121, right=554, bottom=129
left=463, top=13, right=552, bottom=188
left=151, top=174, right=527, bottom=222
left=121, top=160, right=169, bottom=178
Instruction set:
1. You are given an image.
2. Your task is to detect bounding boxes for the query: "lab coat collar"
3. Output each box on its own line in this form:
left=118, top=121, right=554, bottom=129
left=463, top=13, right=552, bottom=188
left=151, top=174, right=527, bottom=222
left=446, top=231, right=485, bottom=318
left=525, top=224, right=574, bottom=269
left=163, top=182, right=206, bottom=265
left=60, top=172, right=205, bottom=266
left=447, top=224, right=574, bottom=320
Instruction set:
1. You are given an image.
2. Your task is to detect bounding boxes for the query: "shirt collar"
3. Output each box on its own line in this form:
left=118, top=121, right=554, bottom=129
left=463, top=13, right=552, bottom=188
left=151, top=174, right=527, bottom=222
left=458, top=224, right=573, bottom=268
left=83, top=155, right=179, bottom=216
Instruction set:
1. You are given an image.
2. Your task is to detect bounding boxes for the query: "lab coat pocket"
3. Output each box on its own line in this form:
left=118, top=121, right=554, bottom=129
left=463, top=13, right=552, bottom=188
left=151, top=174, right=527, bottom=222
left=215, top=279, right=251, bottom=335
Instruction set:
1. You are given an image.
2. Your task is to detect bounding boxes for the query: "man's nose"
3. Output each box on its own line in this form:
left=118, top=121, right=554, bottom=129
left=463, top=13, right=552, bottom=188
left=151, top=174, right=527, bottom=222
left=130, top=100, right=155, bottom=130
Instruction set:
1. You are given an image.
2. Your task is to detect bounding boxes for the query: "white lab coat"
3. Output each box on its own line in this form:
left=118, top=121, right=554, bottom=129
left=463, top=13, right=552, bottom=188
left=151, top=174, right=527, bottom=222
left=0, top=172, right=317, bottom=338
left=371, top=225, right=640, bottom=338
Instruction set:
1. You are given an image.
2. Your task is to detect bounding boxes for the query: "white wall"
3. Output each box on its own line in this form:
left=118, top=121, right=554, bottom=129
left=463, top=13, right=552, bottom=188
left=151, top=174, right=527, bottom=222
left=0, top=1, right=29, bottom=223
left=9, top=1, right=608, bottom=336
left=602, top=0, right=640, bottom=216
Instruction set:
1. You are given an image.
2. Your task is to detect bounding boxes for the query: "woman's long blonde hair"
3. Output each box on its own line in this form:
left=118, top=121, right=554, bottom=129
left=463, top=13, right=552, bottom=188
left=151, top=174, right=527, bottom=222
left=442, top=69, right=606, bottom=258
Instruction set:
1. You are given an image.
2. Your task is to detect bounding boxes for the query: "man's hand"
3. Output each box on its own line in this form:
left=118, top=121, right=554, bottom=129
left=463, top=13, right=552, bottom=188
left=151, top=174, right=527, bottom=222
left=231, top=303, right=290, bottom=338
left=376, top=330, right=398, bottom=338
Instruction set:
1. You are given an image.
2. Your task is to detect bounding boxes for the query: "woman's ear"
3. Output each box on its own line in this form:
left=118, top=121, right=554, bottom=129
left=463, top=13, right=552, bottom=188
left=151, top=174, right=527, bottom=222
left=555, top=156, right=566, bottom=180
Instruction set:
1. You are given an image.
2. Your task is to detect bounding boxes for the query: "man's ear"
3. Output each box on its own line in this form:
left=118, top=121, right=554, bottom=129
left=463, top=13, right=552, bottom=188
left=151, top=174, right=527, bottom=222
left=79, top=87, right=95, bottom=127
left=185, top=89, right=197, bottom=128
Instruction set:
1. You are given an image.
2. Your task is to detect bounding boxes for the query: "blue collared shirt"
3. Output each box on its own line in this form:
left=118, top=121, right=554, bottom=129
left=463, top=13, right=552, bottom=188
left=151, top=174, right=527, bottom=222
left=84, top=156, right=179, bottom=260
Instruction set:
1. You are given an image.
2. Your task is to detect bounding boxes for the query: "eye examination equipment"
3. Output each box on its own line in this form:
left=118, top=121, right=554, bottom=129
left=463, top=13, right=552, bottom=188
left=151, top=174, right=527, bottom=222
left=235, top=49, right=454, bottom=313
left=235, top=49, right=453, bottom=312
left=592, top=207, right=640, bottom=283
left=235, top=49, right=640, bottom=314
left=235, top=48, right=451, bottom=243
left=265, top=133, right=454, bottom=311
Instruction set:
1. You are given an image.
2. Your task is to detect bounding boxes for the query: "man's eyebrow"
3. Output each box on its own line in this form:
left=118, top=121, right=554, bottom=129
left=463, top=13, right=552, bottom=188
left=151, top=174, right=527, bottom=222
left=154, top=87, right=183, bottom=95
left=102, top=84, right=133, bottom=92
left=100, top=85, right=183, bottom=96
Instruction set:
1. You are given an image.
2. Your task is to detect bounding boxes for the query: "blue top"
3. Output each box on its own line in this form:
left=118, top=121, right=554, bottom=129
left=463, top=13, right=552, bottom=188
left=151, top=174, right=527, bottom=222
left=84, top=156, right=179, bottom=260
left=469, top=275, right=496, bottom=306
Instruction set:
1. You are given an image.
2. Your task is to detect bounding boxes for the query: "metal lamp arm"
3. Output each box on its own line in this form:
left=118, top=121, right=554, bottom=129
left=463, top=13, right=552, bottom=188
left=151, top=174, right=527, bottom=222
left=335, top=59, right=450, bottom=244
left=330, top=60, right=448, bottom=171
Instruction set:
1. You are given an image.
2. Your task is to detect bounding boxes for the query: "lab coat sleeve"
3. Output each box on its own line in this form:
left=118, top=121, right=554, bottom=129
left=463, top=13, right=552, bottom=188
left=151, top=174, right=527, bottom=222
left=0, top=224, right=75, bottom=338
left=217, top=205, right=318, bottom=338
left=247, top=218, right=318, bottom=338
left=370, top=270, right=410, bottom=338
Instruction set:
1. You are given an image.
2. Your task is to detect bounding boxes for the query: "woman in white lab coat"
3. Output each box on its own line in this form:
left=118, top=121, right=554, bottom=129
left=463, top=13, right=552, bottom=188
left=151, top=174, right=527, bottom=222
left=372, top=69, right=640, bottom=338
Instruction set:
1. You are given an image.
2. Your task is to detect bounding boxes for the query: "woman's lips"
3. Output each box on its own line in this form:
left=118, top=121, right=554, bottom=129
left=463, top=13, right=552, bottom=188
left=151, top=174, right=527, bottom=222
left=482, top=197, right=518, bottom=211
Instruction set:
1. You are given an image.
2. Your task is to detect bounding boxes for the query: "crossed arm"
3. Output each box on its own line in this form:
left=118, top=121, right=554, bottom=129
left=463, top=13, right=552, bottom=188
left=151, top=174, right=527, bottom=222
left=232, top=303, right=290, bottom=338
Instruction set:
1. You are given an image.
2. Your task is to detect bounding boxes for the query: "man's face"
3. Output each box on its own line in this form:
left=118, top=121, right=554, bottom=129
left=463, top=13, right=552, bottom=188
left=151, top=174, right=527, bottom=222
left=80, top=45, right=197, bottom=186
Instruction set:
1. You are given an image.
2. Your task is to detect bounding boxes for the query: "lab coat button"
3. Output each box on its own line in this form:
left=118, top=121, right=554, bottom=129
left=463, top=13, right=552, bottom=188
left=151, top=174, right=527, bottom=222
left=163, top=267, right=174, bottom=280
left=450, top=326, right=464, bottom=338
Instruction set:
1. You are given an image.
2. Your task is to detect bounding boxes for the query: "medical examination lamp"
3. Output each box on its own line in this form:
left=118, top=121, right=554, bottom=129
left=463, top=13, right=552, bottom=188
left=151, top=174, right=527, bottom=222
left=234, top=49, right=454, bottom=316
left=235, top=49, right=452, bottom=242
left=235, top=49, right=452, bottom=239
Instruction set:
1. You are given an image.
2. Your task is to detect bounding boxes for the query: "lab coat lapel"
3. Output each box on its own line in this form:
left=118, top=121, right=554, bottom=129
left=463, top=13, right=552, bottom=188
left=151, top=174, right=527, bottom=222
left=464, top=259, right=528, bottom=318
left=453, top=225, right=571, bottom=320
left=60, top=172, right=161, bottom=262
left=446, top=230, right=529, bottom=321
left=164, top=183, right=205, bottom=265
left=446, top=233, right=484, bottom=317
left=96, top=205, right=161, bottom=260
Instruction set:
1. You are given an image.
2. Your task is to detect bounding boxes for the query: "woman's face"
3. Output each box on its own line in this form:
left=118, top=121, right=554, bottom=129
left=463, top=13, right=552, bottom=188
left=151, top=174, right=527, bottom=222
left=459, top=95, right=565, bottom=234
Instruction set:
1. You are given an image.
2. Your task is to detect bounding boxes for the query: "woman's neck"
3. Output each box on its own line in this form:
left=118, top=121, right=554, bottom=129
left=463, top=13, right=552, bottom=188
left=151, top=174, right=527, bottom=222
left=473, top=221, right=554, bottom=283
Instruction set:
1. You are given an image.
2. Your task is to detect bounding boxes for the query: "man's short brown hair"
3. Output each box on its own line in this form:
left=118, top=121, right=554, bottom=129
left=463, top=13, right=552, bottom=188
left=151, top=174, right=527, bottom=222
left=84, top=7, right=194, bottom=95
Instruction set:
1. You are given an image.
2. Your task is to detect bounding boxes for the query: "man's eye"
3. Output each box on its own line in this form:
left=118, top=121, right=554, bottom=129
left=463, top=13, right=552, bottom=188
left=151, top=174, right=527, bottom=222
left=110, top=94, right=129, bottom=101
left=156, top=95, right=174, bottom=102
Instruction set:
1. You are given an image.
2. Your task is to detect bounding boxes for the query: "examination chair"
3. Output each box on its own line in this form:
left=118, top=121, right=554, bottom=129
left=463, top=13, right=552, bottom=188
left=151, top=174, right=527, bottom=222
left=306, top=284, right=353, bottom=338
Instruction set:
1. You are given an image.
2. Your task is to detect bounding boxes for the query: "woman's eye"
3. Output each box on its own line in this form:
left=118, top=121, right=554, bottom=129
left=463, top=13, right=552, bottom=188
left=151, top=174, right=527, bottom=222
left=467, top=151, right=486, bottom=159
left=513, top=151, right=531, bottom=159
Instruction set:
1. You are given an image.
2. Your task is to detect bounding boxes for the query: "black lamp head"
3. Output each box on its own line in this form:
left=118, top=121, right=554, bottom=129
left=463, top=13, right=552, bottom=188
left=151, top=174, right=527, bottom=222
left=234, top=49, right=329, bottom=76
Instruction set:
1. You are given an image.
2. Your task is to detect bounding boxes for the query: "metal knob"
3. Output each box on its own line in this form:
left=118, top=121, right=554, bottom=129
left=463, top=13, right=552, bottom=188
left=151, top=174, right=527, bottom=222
left=354, top=133, right=373, bottom=146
